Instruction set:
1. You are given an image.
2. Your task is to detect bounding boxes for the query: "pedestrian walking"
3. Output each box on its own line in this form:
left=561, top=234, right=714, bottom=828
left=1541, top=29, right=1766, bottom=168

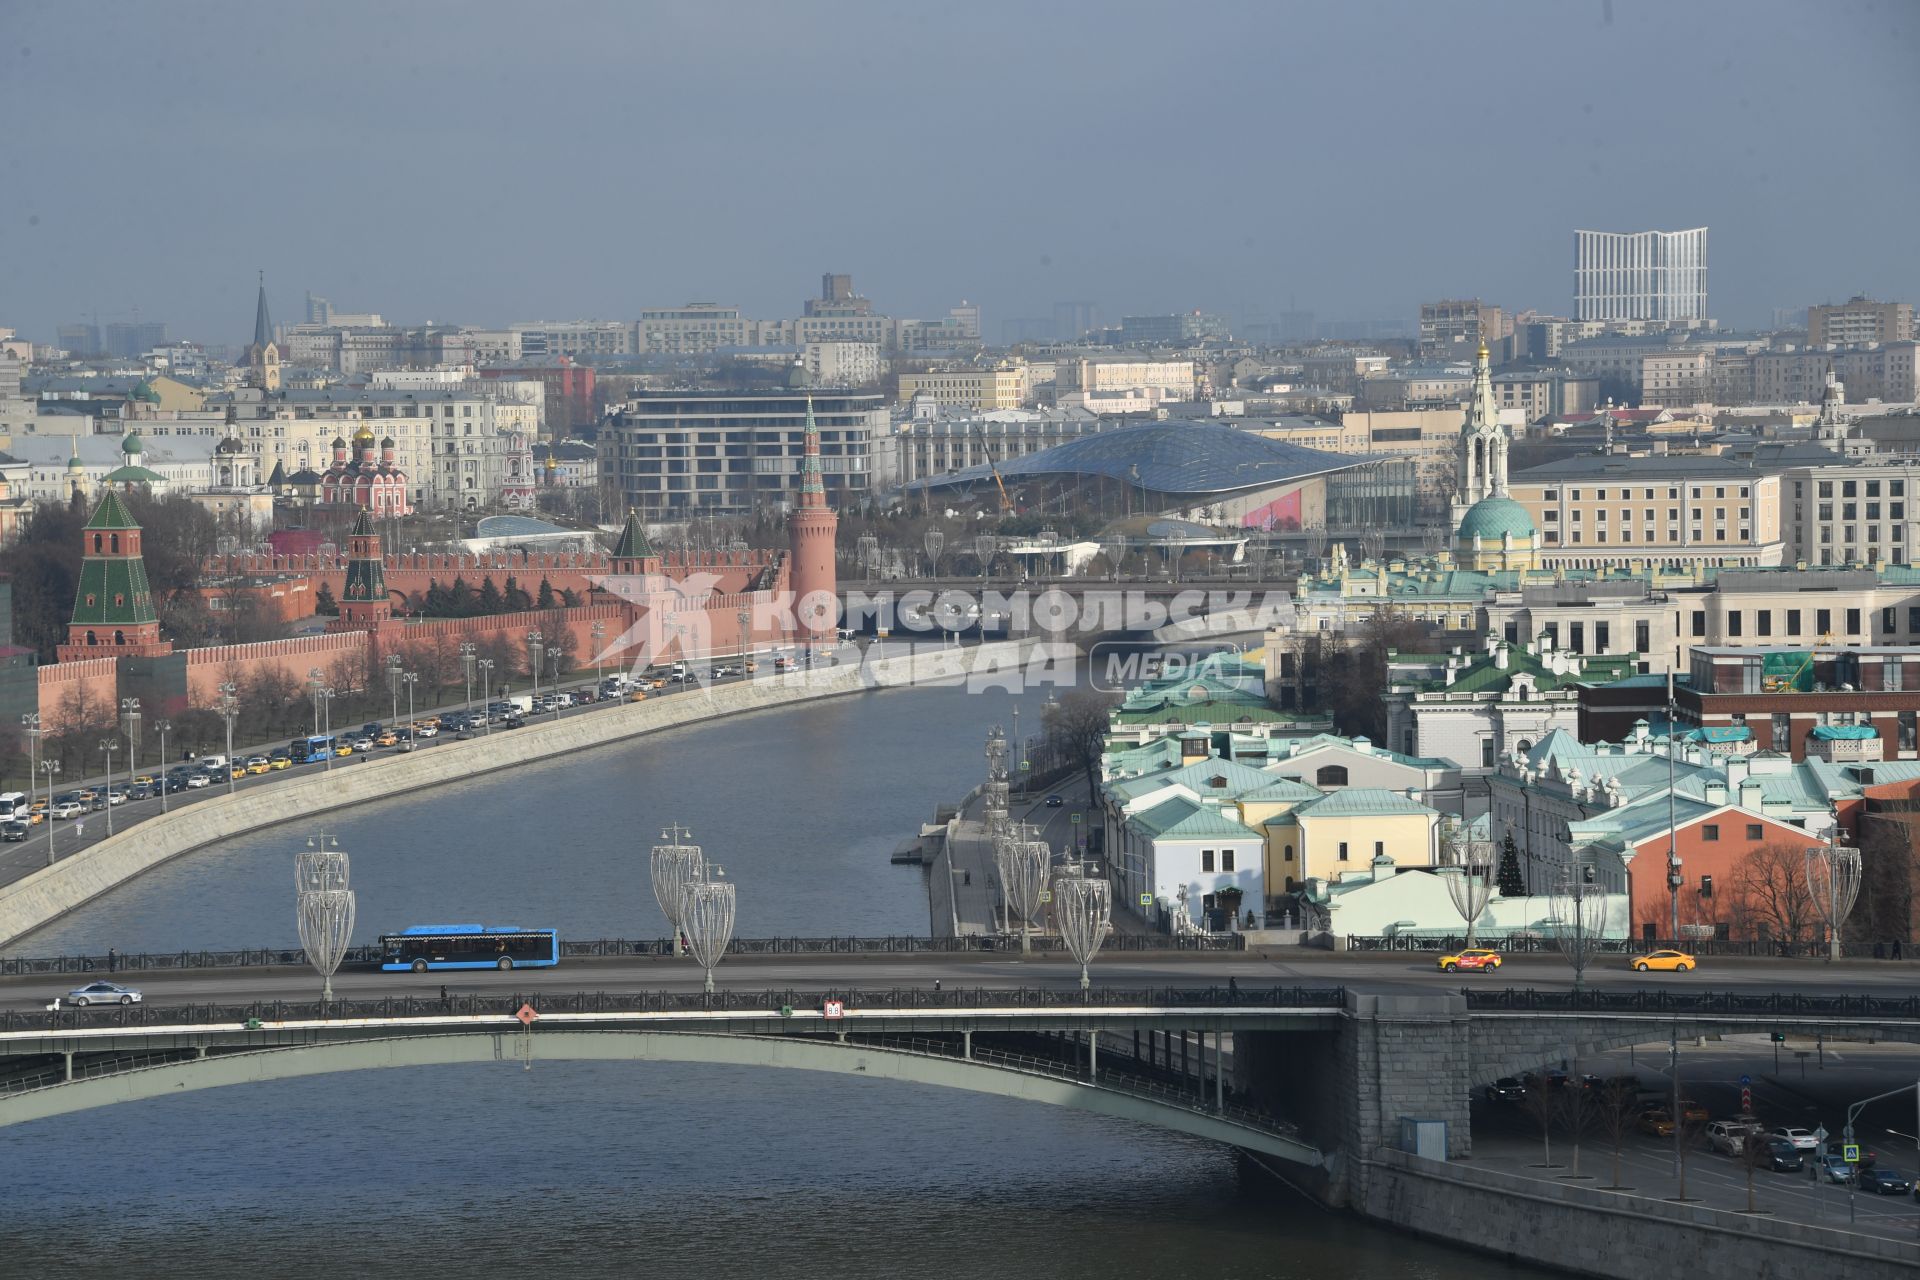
left=934, top=979, right=942, bottom=993
left=107, top=948, right=116, bottom=973
left=1895, top=938, right=1905, bottom=960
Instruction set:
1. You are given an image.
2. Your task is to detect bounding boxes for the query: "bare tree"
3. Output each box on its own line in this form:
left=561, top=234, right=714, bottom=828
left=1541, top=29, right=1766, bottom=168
left=1595, top=1078, right=1641, bottom=1189
left=1557, top=1069, right=1599, bottom=1180
left=1733, top=841, right=1818, bottom=944
left=1042, top=690, right=1120, bottom=803
left=1519, top=1069, right=1563, bottom=1170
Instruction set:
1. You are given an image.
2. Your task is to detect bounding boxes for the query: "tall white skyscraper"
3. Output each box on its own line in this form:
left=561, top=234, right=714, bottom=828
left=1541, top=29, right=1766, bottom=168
left=1573, top=227, right=1708, bottom=322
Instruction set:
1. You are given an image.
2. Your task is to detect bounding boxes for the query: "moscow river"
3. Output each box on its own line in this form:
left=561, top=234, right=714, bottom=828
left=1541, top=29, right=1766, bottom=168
left=2, top=681, right=1549, bottom=1279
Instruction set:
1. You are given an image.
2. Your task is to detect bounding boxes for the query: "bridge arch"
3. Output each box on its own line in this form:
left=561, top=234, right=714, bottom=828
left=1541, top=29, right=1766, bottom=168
left=2, top=1029, right=1324, bottom=1168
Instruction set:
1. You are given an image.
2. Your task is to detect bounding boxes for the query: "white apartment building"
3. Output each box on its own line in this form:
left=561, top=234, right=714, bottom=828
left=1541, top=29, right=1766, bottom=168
left=1574, top=227, right=1709, bottom=323
left=896, top=364, right=1028, bottom=411
left=509, top=321, right=633, bottom=359
left=1055, top=357, right=1195, bottom=401
left=805, top=341, right=884, bottom=389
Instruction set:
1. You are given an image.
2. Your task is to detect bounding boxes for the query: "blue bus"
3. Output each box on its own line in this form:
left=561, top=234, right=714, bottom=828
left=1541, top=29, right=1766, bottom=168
left=379, top=925, right=560, bottom=972
left=288, top=734, right=335, bottom=764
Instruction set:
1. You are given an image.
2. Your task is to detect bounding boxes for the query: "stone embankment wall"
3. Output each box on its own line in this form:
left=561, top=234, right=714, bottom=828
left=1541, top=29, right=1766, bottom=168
left=1357, top=1148, right=1918, bottom=1280
left=0, top=640, right=1041, bottom=947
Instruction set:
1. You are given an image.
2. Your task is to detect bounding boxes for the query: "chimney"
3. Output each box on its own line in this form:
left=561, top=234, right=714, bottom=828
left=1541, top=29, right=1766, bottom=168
left=1352, top=736, right=1374, bottom=755
left=1704, top=779, right=1728, bottom=806
left=1739, top=779, right=1763, bottom=810
left=1495, top=643, right=1511, bottom=670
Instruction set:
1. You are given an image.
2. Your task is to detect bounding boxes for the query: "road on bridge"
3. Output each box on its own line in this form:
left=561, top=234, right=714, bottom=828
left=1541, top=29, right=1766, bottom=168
left=3, top=950, right=1916, bottom=1009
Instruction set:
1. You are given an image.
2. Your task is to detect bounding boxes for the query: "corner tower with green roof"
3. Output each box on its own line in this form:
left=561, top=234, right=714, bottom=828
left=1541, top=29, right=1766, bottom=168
left=58, top=489, right=172, bottom=661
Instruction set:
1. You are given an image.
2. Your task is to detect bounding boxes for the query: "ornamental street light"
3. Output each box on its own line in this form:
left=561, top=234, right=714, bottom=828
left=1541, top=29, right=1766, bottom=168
left=120, top=698, right=140, bottom=775
left=477, top=659, right=494, bottom=734
left=401, top=672, right=418, bottom=737
left=547, top=647, right=562, bottom=718
left=736, top=609, right=750, bottom=668
left=1549, top=868, right=1608, bottom=991
left=308, top=668, right=325, bottom=738
left=1003, top=824, right=1051, bottom=955
left=97, top=738, right=117, bottom=837
left=39, top=760, right=59, bottom=866
left=527, top=630, right=544, bottom=709
left=218, top=682, right=239, bottom=796
left=459, top=642, right=477, bottom=719
left=155, top=721, right=172, bottom=813
left=21, top=714, right=41, bottom=816
left=586, top=625, right=603, bottom=692
left=856, top=532, right=879, bottom=582
left=1806, top=821, right=1863, bottom=963
left=318, top=687, right=336, bottom=771
left=386, top=654, right=404, bottom=726
left=682, top=872, right=736, bottom=995
left=1442, top=816, right=1494, bottom=948
left=650, top=825, right=704, bottom=955
left=1053, top=869, right=1112, bottom=992
left=295, top=839, right=355, bottom=1003
left=924, top=529, right=944, bottom=579
left=975, top=534, right=997, bottom=583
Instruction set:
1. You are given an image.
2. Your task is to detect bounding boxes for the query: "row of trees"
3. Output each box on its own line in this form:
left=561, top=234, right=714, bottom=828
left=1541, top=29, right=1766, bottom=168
left=315, top=575, right=583, bottom=619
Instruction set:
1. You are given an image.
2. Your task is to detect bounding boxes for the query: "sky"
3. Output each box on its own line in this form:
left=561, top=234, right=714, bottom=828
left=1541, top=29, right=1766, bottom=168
left=3, top=0, right=1916, bottom=345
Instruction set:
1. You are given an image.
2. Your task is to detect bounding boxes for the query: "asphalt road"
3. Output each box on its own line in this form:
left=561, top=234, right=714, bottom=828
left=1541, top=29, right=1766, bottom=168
left=5, top=949, right=1918, bottom=1010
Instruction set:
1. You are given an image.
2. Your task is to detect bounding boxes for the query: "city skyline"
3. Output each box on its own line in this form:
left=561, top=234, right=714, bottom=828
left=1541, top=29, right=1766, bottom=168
left=3, top=0, right=1916, bottom=342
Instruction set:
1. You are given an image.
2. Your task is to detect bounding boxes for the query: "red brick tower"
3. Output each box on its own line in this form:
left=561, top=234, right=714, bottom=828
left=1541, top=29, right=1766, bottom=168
left=336, top=508, right=392, bottom=628
left=58, top=489, right=173, bottom=661
left=786, top=387, right=839, bottom=647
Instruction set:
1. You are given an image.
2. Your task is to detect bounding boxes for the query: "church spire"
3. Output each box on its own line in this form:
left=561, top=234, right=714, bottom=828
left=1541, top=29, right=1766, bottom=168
left=253, top=270, right=274, bottom=350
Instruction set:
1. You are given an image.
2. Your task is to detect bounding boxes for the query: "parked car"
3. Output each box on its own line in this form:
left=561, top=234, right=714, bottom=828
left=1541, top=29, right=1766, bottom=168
left=1859, top=1166, right=1915, bottom=1195
left=1628, top=949, right=1696, bottom=972
left=1769, top=1126, right=1820, bottom=1151
left=1437, top=948, right=1502, bottom=973
left=65, top=981, right=140, bottom=1006
left=1484, top=1077, right=1526, bottom=1103
left=1754, top=1138, right=1805, bottom=1172
left=1, top=821, right=28, bottom=842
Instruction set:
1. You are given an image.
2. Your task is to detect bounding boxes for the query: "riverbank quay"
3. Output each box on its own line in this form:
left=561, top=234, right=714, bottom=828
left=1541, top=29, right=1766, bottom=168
left=0, top=639, right=1064, bottom=948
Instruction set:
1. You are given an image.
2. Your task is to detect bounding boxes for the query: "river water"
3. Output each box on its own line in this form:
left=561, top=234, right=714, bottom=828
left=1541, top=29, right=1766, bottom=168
left=3, top=682, right=1549, bottom=1278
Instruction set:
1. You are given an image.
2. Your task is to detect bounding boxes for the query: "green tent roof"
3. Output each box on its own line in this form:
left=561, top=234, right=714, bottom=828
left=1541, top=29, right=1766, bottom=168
left=85, top=489, right=141, bottom=532
left=611, top=512, right=653, bottom=560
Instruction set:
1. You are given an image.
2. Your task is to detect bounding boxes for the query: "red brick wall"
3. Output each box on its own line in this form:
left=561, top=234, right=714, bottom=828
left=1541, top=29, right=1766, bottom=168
left=36, top=658, right=119, bottom=730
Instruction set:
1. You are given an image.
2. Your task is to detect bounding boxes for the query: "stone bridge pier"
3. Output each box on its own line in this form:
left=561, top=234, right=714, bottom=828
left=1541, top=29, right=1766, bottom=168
left=1235, top=990, right=1470, bottom=1205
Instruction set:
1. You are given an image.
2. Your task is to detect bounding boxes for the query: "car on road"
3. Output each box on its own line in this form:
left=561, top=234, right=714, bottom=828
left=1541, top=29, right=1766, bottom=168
left=411, top=723, right=438, bottom=738
left=229, top=764, right=247, bottom=781
left=1437, top=948, right=1502, bottom=973
left=1628, top=949, right=1695, bottom=972
left=184, top=772, right=211, bottom=789
left=49, top=801, right=84, bottom=820
left=1, top=821, right=28, bottom=842
left=376, top=730, right=398, bottom=747
left=128, top=782, right=154, bottom=801
left=66, top=981, right=140, bottom=1007
left=1637, top=1109, right=1676, bottom=1138
left=105, top=789, right=127, bottom=806
left=1044, top=794, right=1064, bottom=808
left=1754, top=1137, right=1804, bottom=1172
left=269, top=751, right=292, bottom=770
left=1707, top=1119, right=1763, bottom=1155
left=333, top=742, right=354, bottom=757
left=1859, top=1166, right=1915, bottom=1195
left=1484, top=1077, right=1526, bottom=1103
left=1817, top=1152, right=1854, bottom=1184
left=1769, top=1126, right=1820, bottom=1151
left=351, top=737, right=375, bottom=752
left=395, top=738, right=417, bottom=752
left=1675, top=1099, right=1709, bottom=1124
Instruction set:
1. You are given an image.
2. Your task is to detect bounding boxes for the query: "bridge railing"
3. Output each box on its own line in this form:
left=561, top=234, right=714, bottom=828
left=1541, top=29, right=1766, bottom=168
left=1464, top=988, right=1920, bottom=1018
left=0, top=984, right=1347, bottom=1035
left=0, top=932, right=1246, bottom=978
left=1348, top=934, right=1895, bottom=960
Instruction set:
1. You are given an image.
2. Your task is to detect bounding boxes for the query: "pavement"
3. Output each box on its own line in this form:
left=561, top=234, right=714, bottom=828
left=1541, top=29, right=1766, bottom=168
left=933, top=771, right=1098, bottom=937
left=1468, top=1037, right=1920, bottom=1246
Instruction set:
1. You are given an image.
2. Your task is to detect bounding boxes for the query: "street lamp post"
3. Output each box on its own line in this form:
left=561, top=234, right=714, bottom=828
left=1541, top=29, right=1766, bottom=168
left=308, top=668, right=325, bottom=738
left=527, top=630, right=544, bottom=710
left=402, top=672, right=418, bottom=735
left=319, top=687, right=335, bottom=771
left=98, top=738, right=117, bottom=837
left=218, top=682, right=239, bottom=796
left=1806, top=813, right=1863, bottom=963
left=20, top=714, right=40, bottom=814
left=548, top=647, right=561, bottom=718
left=120, top=697, right=140, bottom=782
left=477, top=659, right=494, bottom=734
left=39, top=760, right=59, bottom=865
left=155, top=721, right=172, bottom=813
left=386, top=654, right=403, bottom=726
left=459, top=642, right=476, bottom=720
left=736, top=609, right=749, bottom=668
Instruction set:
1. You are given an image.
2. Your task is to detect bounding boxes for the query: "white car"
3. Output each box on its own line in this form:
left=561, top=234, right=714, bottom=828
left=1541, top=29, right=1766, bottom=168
left=184, top=773, right=211, bottom=788
left=50, top=801, right=85, bottom=820
left=411, top=724, right=438, bottom=738
left=105, top=789, right=128, bottom=806
left=1770, top=1126, right=1820, bottom=1150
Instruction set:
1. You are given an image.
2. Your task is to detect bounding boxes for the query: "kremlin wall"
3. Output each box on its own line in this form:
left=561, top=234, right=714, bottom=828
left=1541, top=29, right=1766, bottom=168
left=28, top=397, right=845, bottom=730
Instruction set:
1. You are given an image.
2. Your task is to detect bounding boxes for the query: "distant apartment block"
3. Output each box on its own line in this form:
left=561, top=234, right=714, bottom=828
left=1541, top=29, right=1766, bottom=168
left=1117, top=312, right=1228, bottom=345
left=1055, top=357, right=1195, bottom=401
left=1574, top=227, right=1709, bottom=322
left=1807, top=296, right=1913, bottom=347
left=636, top=304, right=755, bottom=353
left=1418, top=299, right=1506, bottom=359
left=898, top=365, right=1028, bottom=411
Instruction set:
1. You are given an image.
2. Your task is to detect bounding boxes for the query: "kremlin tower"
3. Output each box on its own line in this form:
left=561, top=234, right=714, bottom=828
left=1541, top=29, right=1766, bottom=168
left=336, top=509, right=392, bottom=628
left=58, top=490, right=174, bottom=662
left=786, top=370, right=839, bottom=649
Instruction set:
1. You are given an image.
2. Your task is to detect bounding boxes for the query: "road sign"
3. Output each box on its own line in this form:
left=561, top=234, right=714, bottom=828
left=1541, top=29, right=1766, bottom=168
left=1020, top=759, right=1030, bottom=770
left=1039, top=888, right=1053, bottom=903
left=1739, top=1074, right=1751, bottom=1086
left=1844, top=1143, right=1861, bottom=1163
left=1740, top=1086, right=1752, bottom=1113
left=1139, top=893, right=1153, bottom=907
left=1070, top=813, right=1082, bottom=824
left=515, top=1003, right=538, bottom=1027
left=823, top=999, right=844, bottom=1020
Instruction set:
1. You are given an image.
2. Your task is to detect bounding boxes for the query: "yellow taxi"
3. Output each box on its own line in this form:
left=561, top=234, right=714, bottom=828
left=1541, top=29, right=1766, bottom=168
left=269, top=754, right=292, bottom=770
left=628, top=689, right=648, bottom=703
left=334, top=742, right=354, bottom=757
left=229, top=764, right=248, bottom=781
left=133, top=773, right=157, bottom=787
left=376, top=730, right=398, bottom=747
left=1436, top=948, right=1502, bottom=973
left=1629, top=949, right=1696, bottom=973
left=246, top=757, right=271, bottom=775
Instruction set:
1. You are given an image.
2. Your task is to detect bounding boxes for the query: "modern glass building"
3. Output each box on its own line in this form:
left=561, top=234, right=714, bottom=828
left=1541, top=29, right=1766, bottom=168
left=1574, top=227, right=1709, bottom=323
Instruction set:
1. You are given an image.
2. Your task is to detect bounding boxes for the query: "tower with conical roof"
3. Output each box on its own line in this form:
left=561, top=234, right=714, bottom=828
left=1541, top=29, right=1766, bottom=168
left=337, top=509, right=392, bottom=628
left=609, top=509, right=660, bottom=577
left=244, top=271, right=282, bottom=392
left=58, top=489, right=173, bottom=661
left=1454, top=341, right=1506, bottom=509
left=786, top=369, right=839, bottom=647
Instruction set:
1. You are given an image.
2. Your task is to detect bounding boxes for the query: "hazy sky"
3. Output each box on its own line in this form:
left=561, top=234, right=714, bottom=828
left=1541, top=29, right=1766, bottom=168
left=4, top=0, right=1916, bottom=345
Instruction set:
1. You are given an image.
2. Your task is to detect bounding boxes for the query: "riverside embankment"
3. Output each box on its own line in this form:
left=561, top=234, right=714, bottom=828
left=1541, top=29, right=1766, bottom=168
left=0, top=639, right=1053, bottom=947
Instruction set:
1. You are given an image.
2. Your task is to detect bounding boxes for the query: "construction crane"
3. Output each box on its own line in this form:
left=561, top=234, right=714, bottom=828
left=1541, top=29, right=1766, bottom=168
left=1761, top=634, right=1831, bottom=693
left=971, top=421, right=1013, bottom=514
